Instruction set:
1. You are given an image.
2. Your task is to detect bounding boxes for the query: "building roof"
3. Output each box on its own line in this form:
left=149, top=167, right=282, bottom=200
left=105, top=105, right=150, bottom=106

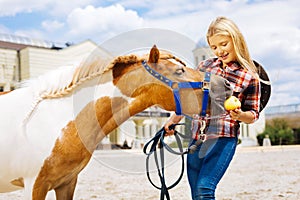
left=0, top=33, right=66, bottom=50
left=0, top=40, right=32, bottom=51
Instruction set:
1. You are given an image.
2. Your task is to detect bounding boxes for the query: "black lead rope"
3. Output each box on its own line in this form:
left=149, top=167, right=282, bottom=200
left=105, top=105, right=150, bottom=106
left=143, top=124, right=191, bottom=200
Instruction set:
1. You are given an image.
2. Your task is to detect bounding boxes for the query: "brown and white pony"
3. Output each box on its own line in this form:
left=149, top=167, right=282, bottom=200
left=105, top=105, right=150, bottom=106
left=0, top=45, right=232, bottom=199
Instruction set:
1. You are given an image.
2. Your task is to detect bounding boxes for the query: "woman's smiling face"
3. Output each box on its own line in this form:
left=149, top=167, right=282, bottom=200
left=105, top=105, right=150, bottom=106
left=208, top=35, right=237, bottom=65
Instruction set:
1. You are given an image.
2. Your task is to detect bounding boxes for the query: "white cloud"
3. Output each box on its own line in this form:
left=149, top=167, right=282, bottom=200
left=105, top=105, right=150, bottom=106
left=14, top=29, right=45, bottom=40
left=269, top=92, right=300, bottom=107
left=230, top=1, right=300, bottom=67
left=267, top=66, right=300, bottom=106
left=0, top=0, right=40, bottom=16
left=66, top=4, right=143, bottom=42
left=42, top=20, right=64, bottom=32
left=0, top=0, right=94, bottom=16
left=44, top=0, right=95, bottom=17
left=108, top=0, right=150, bottom=9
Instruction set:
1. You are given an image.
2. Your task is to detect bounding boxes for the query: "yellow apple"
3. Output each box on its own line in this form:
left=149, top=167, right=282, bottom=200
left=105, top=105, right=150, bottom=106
left=224, top=96, right=241, bottom=111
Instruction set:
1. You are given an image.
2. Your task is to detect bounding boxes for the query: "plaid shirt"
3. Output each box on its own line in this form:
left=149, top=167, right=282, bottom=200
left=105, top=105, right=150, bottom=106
left=197, top=58, right=260, bottom=138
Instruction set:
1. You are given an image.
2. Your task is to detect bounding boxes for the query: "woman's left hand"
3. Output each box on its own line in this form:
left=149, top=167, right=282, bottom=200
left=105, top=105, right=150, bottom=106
left=229, top=108, right=242, bottom=121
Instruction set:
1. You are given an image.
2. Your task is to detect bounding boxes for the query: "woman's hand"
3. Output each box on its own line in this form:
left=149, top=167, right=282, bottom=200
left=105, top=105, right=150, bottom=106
left=164, top=120, right=176, bottom=136
left=164, top=114, right=183, bottom=136
left=229, top=108, right=242, bottom=121
left=229, top=109, right=255, bottom=124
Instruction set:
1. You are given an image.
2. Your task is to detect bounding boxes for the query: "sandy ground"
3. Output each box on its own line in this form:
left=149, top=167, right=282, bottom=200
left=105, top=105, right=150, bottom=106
left=1, top=145, right=300, bottom=200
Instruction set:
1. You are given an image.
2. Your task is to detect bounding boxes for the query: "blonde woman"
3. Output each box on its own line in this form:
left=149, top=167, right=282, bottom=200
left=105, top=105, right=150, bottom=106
left=165, top=16, right=260, bottom=199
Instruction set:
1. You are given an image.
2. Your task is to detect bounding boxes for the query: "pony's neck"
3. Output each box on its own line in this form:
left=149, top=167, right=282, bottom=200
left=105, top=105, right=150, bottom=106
left=71, top=65, right=156, bottom=152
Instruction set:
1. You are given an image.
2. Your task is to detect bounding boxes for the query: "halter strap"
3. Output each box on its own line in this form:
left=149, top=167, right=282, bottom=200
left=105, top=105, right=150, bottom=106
left=200, top=72, right=211, bottom=117
left=143, top=124, right=188, bottom=200
left=142, top=60, right=210, bottom=116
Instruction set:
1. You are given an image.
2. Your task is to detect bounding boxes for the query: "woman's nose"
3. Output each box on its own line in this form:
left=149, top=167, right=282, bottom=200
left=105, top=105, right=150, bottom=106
left=218, top=48, right=224, bottom=55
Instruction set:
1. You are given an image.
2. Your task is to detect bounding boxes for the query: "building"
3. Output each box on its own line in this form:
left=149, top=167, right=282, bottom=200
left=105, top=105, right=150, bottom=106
left=193, top=45, right=215, bottom=65
left=193, top=45, right=266, bottom=146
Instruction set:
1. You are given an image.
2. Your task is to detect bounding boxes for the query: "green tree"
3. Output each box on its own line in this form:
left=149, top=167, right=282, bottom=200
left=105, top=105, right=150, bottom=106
left=257, top=118, right=294, bottom=145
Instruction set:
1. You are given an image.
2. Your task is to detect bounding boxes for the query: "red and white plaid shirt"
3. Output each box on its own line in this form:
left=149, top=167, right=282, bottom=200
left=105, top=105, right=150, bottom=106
left=197, top=58, right=260, bottom=138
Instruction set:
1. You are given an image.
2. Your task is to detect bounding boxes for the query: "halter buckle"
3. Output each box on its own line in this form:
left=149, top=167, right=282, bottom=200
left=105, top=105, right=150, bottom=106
left=202, top=81, right=210, bottom=91
left=191, top=115, right=206, bottom=140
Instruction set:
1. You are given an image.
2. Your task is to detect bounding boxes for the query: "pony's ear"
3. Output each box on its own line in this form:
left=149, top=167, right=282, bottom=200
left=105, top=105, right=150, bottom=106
left=148, top=45, right=160, bottom=64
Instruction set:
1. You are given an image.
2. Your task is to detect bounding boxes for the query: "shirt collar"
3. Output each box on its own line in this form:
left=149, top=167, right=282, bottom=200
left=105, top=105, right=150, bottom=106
left=217, top=59, right=242, bottom=71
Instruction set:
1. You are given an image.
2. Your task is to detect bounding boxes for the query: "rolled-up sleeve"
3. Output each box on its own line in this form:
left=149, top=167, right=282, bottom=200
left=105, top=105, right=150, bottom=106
left=242, top=77, right=260, bottom=122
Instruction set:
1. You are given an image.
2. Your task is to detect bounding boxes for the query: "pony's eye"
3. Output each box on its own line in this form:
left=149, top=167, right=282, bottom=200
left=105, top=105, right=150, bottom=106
left=175, top=68, right=185, bottom=75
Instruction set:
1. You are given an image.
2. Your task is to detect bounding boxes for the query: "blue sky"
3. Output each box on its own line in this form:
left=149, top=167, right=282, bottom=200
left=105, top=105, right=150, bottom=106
left=0, top=0, right=299, bottom=108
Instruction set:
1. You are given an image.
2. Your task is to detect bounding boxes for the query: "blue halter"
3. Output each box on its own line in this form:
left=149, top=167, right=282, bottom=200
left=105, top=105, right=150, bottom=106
left=142, top=60, right=210, bottom=117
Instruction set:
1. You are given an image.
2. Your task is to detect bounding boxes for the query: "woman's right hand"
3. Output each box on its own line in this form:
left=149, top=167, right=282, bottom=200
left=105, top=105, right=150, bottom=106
left=164, top=114, right=183, bottom=136
left=164, top=120, right=176, bottom=136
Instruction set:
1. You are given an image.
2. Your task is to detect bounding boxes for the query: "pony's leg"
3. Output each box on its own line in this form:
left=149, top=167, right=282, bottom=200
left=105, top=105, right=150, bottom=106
left=31, top=174, right=51, bottom=200
left=32, top=182, right=50, bottom=200
left=54, top=176, right=78, bottom=200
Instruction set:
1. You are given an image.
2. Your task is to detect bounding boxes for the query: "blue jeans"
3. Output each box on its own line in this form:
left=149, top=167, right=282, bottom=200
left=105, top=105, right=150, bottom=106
left=187, top=137, right=237, bottom=200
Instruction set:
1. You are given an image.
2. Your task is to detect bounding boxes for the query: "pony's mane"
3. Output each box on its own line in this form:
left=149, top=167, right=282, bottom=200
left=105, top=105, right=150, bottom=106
left=28, top=53, right=185, bottom=100
left=36, top=54, right=140, bottom=99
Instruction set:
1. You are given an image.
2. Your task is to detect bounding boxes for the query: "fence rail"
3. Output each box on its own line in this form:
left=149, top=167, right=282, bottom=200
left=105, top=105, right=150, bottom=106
left=265, top=103, right=300, bottom=116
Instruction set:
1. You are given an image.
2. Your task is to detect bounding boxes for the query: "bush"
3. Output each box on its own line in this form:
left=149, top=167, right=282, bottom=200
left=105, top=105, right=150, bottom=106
left=294, top=128, right=300, bottom=144
left=257, top=118, right=294, bottom=146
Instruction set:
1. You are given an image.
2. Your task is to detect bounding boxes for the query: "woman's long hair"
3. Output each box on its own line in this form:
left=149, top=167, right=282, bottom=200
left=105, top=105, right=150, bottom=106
left=206, top=16, right=258, bottom=76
